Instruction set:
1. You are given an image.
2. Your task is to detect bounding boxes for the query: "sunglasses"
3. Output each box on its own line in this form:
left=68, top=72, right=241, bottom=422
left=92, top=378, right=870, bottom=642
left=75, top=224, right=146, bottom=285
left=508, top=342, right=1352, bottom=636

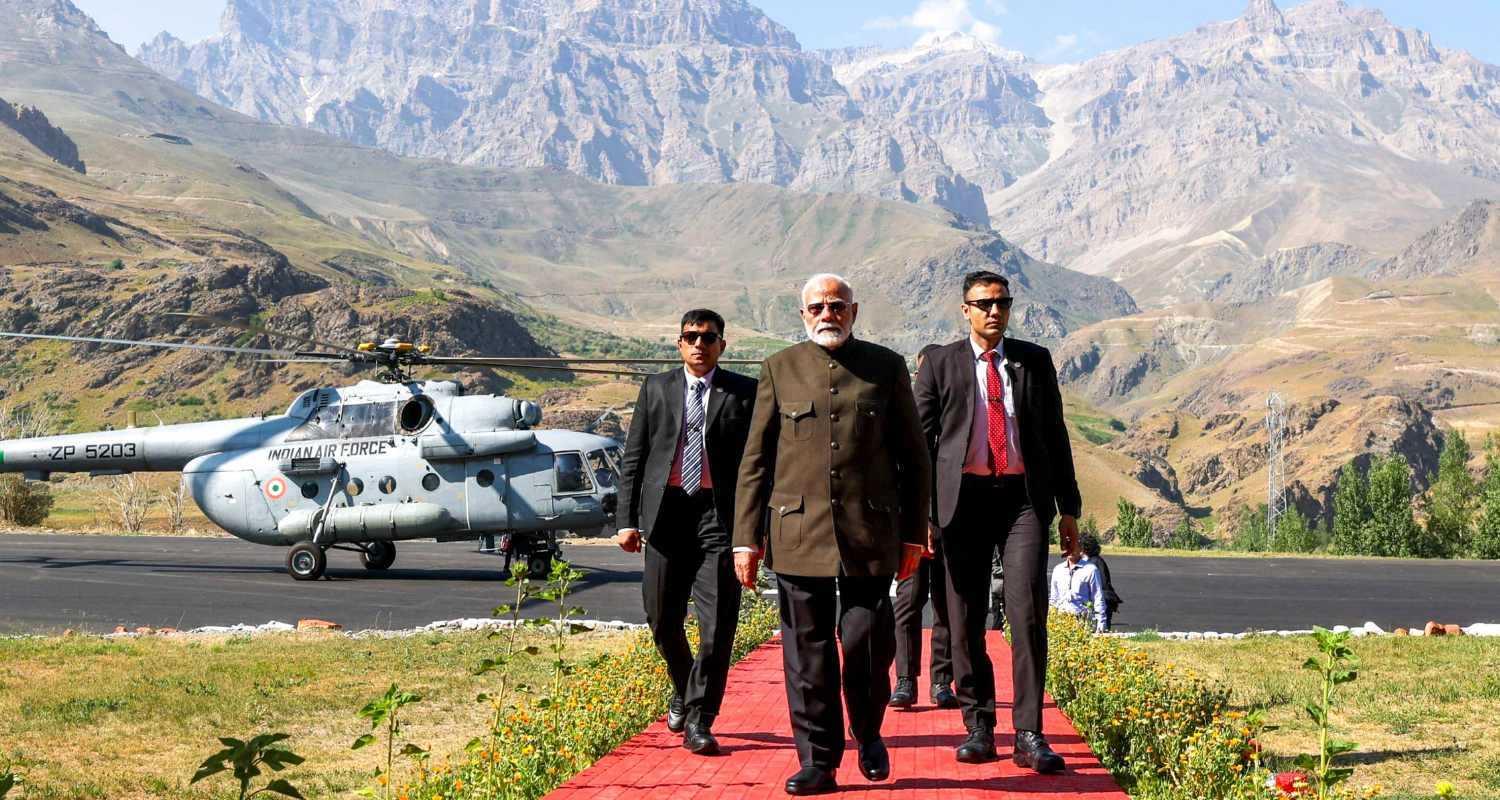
left=679, top=331, right=722, bottom=345
left=963, top=297, right=1015, bottom=314
left=805, top=301, right=851, bottom=316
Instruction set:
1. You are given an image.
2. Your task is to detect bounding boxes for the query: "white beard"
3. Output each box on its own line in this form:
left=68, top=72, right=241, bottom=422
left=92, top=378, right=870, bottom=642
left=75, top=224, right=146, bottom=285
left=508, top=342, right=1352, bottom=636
left=805, top=323, right=850, bottom=348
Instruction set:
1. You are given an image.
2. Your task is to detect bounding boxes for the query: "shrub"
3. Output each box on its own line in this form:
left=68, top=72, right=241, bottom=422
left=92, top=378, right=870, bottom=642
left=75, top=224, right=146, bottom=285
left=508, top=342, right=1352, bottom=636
left=0, top=475, right=54, bottom=527
left=1165, top=517, right=1204, bottom=550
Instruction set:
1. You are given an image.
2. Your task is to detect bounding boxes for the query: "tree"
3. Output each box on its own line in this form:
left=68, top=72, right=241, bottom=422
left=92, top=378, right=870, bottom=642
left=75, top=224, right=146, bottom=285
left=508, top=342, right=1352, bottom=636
left=1366, top=454, right=1420, bottom=557
left=1422, top=431, right=1477, bottom=559
left=1330, top=461, right=1370, bottom=555
left=1473, top=436, right=1500, bottom=560
left=1114, top=498, right=1153, bottom=548
left=1271, top=507, right=1319, bottom=553
left=1231, top=504, right=1269, bottom=552
left=1166, top=517, right=1202, bottom=550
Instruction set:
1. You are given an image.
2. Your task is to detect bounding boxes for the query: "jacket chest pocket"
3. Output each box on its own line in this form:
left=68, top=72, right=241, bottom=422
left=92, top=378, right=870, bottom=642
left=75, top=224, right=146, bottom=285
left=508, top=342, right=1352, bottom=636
left=854, top=399, right=883, bottom=437
left=782, top=401, right=815, bottom=441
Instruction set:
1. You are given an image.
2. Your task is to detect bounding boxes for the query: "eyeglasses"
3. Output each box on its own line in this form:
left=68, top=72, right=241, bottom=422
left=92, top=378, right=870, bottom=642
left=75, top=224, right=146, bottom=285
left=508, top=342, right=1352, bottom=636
left=963, top=297, right=1014, bottom=314
left=805, top=301, right=850, bottom=316
left=679, top=331, right=721, bottom=345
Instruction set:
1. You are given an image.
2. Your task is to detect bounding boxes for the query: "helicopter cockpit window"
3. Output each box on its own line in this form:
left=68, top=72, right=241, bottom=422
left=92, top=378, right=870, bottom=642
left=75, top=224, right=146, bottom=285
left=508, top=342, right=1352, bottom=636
left=340, top=402, right=397, bottom=439
left=285, top=413, right=333, bottom=443
left=587, top=449, right=618, bottom=489
left=553, top=452, right=593, bottom=494
left=398, top=397, right=435, bottom=434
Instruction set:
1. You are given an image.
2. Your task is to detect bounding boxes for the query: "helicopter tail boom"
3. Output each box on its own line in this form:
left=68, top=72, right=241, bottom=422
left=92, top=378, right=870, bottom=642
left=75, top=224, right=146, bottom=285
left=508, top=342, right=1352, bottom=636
left=0, top=416, right=298, bottom=479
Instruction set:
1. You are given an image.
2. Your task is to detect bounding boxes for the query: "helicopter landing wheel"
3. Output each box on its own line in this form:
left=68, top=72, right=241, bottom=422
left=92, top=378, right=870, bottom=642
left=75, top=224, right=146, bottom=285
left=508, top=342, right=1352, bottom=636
left=287, top=542, right=327, bottom=581
left=526, top=552, right=553, bottom=581
left=361, top=541, right=396, bottom=571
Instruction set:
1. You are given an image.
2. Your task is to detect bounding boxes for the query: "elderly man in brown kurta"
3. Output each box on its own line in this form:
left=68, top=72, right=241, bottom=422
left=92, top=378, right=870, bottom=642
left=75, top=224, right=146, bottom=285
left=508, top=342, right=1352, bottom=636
left=734, top=273, right=930, bottom=796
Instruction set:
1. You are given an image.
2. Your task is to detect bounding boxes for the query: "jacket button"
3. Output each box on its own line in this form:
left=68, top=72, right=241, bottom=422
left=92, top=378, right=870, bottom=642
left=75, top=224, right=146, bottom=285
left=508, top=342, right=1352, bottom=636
left=829, top=361, right=836, bottom=369
left=829, top=413, right=839, bottom=422
left=830, top=387, right=839, bottom=395
left=830, top=469, right=840, bottom=479
left=830, top=498, right=842, bottom=509
left=830, top=441, right=840, bottom=450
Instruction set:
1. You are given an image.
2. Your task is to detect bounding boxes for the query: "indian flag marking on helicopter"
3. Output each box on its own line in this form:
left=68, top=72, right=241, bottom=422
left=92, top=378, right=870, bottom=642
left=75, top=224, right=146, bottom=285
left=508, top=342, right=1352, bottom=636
left=264, top=476, right=288, bottom=501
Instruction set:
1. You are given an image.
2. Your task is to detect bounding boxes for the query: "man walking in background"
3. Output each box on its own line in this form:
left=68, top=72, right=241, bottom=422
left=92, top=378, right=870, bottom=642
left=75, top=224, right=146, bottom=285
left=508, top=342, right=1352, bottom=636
left=890, top=343, right=958, bottom=711
left=615, top=309, right=757, bottom=756
left=915, top=270, right=1082, bottom=774
left=734, top=274, right=930, bottom=795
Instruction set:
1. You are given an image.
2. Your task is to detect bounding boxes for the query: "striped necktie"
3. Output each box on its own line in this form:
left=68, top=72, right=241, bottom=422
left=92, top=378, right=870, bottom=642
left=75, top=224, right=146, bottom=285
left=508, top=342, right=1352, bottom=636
left=680, top=380, right=707, bottom=494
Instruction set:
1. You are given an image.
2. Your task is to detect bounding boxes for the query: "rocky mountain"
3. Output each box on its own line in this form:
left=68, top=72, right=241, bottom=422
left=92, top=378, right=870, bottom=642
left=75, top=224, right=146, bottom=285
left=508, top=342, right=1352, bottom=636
left=137, top=0, right=990, bottom=223
left=2, top=0, right=1133, bottom=360
left=136, top=0, right=1500, bottom=310
left=989, top=0, right=1500, bottom=306
left=1, top=96, right=85, bottom=173
left=1368, top=199, right=1500, bottom=281
left=1205, top=242, right=1382, bottom=303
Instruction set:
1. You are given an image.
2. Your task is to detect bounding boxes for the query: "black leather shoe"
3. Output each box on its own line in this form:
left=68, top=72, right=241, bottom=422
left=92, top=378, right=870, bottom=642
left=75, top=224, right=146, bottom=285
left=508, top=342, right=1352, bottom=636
left=955, top=724, right=997, bottom=763
left=1013, top=730, right=1065, bottom=773
left=683, top=722, right=720, bottom=755
left=784, top=766, right=838, bottom=795
left=665, top=695, right=686, bottom=733
left=930, top=683, right=959, bottom=709
left=858, top=737, right=890, bottom=781
left=887, top=676, right=916, bottom=708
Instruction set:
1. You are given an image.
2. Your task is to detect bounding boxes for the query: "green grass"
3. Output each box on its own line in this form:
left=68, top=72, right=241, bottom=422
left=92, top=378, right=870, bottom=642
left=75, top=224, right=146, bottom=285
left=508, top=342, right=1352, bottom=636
left=1126, top=634, right=1500, bottom=797
left=0, top=628, right=633, bottom=799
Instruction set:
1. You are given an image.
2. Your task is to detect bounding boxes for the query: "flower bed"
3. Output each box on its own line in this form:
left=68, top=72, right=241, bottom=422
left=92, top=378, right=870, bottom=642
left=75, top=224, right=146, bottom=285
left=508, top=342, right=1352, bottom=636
left=408, top=593, right=780, bottom=800
left=1047, top=611, right=1270, bottom=799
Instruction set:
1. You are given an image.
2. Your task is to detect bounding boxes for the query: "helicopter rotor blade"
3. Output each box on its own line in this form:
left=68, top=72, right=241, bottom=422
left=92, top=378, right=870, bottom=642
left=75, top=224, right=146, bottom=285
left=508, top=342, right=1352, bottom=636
left=421, top=356, right=758, bottom=366
left=254, top=358, right=351, bottom=364
left=0, top=330, right=297, bottom=358
left=165, top=312, right=369, bottom=358
left=421, top=357, right=648, bottom=377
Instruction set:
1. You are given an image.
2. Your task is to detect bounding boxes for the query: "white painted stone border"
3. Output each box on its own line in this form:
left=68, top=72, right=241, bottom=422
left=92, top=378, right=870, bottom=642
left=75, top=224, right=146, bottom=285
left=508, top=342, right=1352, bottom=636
left=1103, top=621, right=1500, bottom=640
left=0, top=618, right=649, bottom=641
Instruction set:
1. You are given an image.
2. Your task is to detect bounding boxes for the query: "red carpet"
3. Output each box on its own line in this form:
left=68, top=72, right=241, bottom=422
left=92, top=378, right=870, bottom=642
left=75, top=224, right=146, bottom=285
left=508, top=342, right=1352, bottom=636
left=547, top=630, right=1127, bottom=798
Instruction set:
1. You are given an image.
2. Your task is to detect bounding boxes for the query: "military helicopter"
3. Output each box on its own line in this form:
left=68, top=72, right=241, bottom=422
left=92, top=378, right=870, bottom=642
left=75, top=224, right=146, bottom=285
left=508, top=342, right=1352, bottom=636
left=0, top=315, right=737, bottom=580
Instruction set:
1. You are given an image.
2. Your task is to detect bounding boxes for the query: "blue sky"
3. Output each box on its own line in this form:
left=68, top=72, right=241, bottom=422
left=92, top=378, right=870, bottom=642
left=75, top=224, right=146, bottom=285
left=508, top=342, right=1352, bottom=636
left=75, top=0, right=1500, bottom=65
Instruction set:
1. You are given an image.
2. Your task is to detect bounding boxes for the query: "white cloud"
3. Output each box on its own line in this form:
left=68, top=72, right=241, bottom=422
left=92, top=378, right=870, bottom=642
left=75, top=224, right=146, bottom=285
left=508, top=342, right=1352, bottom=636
left=1054, top=33, right=1079, bottom=49
left=862, top=0, right=1005, bottom=45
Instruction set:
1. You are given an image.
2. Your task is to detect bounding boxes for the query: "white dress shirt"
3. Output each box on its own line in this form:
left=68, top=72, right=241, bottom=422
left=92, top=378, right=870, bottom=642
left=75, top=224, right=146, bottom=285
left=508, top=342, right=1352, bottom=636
left=962, top=336, right=1025, bottom=476
left=621, top=367, right=715, bottom=537
left=1049, top=557, right=1107, bottom=632
left=668, top=367, right=715, bottom=489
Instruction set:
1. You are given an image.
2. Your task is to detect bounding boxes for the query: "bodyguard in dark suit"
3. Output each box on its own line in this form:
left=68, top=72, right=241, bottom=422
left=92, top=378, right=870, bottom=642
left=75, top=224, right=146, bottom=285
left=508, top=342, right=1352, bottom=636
left=889, top=343, right=958, bottom=712
left=615, top=308, right=757, bottom=756
left=734, top=274, right=930, bottom=795
left=914, top=271, right=1082, bottom=774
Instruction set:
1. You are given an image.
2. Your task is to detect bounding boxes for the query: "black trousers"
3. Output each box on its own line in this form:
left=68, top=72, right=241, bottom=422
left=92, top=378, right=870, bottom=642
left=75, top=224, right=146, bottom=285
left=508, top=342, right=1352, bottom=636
left=776, top=572, right=895, bottom=770
left=892, top=537, right=952, bottom=685
left=642, top=488, right=741, bottom=727
left=940, top=475, right=1048, bottom=733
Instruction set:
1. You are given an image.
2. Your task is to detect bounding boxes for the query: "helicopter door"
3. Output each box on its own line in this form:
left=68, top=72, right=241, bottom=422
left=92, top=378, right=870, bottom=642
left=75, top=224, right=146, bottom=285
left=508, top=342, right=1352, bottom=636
left=465, top=458, right=509, bottom=532
left=490, top=452, right=554, bottom=531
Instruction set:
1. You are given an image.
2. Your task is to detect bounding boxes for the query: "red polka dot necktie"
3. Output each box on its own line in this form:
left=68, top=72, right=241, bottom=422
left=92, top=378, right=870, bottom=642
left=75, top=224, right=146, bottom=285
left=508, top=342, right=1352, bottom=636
left=980, top=350, right=1009, bottom=474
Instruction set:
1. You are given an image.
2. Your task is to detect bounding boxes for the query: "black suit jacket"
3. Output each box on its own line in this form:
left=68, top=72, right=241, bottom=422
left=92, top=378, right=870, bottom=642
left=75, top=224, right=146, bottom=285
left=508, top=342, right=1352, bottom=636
left=914, top=337, right=1081, bottom=529
left=618, top=367, right=758, bottom=539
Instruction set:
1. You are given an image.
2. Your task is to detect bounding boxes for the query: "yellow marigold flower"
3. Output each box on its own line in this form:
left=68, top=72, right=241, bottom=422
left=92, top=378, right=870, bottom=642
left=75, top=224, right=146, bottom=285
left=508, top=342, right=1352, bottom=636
left=1436, top=781, right=1455, bottom=798
left=455, top=779, right=464, bottom=791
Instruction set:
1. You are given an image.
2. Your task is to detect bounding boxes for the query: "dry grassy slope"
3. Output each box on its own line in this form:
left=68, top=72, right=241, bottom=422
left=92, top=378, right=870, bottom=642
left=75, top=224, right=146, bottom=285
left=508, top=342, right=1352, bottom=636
left=1053, top=265, right=1500, bottom=531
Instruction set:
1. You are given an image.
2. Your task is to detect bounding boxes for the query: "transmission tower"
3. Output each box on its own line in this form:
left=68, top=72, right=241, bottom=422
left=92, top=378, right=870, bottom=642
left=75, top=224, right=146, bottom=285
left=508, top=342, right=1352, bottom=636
left=1266, top=392, right=1288, bottom=534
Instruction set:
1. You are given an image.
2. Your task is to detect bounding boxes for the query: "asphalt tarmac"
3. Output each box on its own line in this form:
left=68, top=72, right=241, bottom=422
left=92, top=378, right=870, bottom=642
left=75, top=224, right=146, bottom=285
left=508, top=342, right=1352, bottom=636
left=1, top=533, right=1497, bottom=634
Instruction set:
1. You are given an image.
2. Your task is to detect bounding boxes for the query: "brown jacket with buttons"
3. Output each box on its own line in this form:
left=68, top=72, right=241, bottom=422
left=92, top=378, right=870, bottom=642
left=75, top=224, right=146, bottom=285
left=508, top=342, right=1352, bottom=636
left=733, top=338, right=931, bottom=577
